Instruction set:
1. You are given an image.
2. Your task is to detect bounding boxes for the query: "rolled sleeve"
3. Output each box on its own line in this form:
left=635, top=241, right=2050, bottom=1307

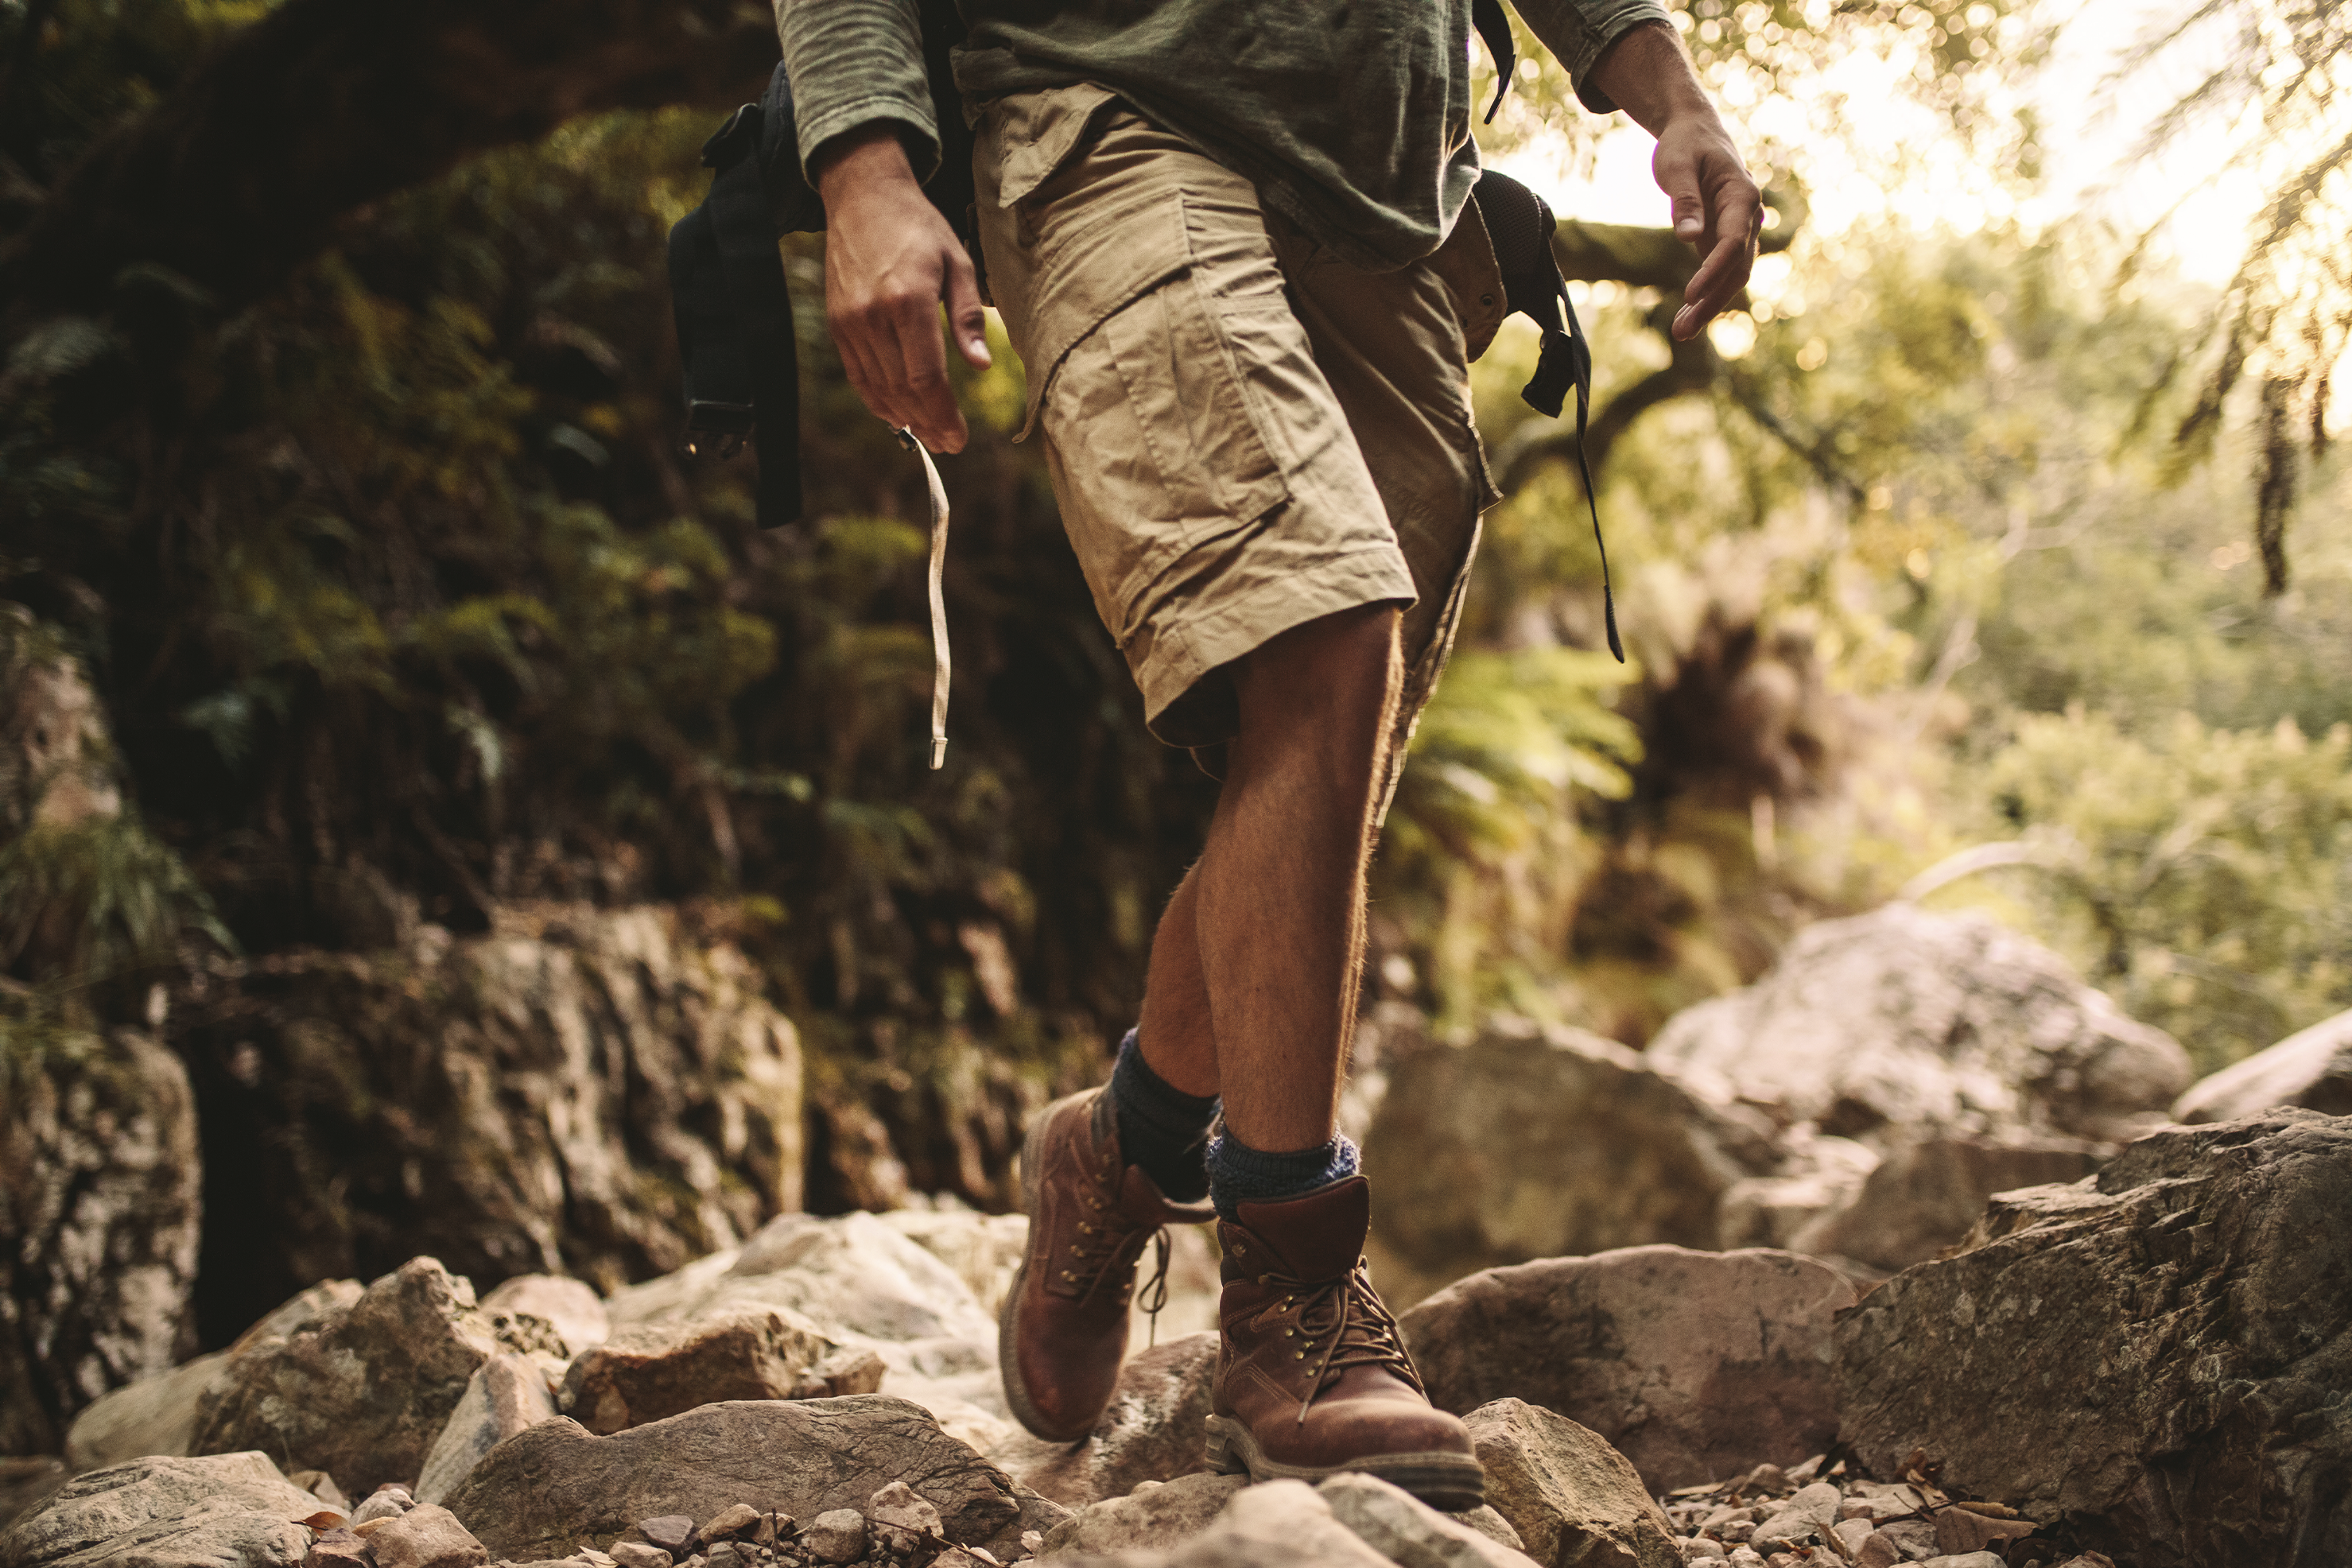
left=776, top=0, right=941, bottom=183
left=1510, top=0, right=1674, bottom=114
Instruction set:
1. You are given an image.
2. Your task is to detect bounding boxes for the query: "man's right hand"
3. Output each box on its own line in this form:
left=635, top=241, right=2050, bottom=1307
left=813, top=127, right=992, bottom=453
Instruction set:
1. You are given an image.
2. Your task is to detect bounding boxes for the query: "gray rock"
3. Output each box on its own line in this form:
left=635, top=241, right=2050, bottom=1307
left=557, top=1306, right=841, bottom=1435
left=1041, top=1473, right=1245, bottom=1556
left=1459, top=1400, right=1678, bottom=1568
left=1748, top=1484, right=1838, bottom=1551
left=0, top=1022, right=200, bottom=1457
left=1318, top=1473, right=1539, bottom=1567
left=64, top=1279, right=361, bottom=1476
left=1835, top=1112, right=2352, bottom=1568
left=996, top=1333, right=1219, bottom=1506
left=370, top=1504, right=490, bottom=1568
left=802, top=1509, right=865, bottom=1565
left=1363, top=1018, right=1776, bottom=1308
left=169, top=902, right=805, bottom=1318
left=1455, top=1508, right=1527, bottom=1554
left=439, top=1397, right=1064, bottom=1562
left=2176, top=1008, right=2352, bottom=1121
left=607, top=1545, right=670, bottom=1568
left=622, top=1211, right=992, bottom=1346
left=636, top=1517, right=695, bottom=1555
left=353, top=1485, right=414, bottom=1524
left=1787, top=1134, right=2101, bottom=1275
left=1163, top=1480, right=1395, bottom=1567
left=479, top=1277, right=611, bottom=1356
left=0, top=1451, right=321, bottom=1568
left=867, top=1480, right=941, bottom=1554
left=416, top=1352, right=559, bottom=1505
left=192, top=1258, right=516, bottom=1497
left=1648, top=906, right=2190, bottom=1145
left=0, top=1461, right=67, bottom=1536
left=1403, top=1250, right=1853, bottom=1490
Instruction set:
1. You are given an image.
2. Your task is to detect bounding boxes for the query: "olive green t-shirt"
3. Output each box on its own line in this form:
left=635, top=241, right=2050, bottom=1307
left=777, top=0, right=1670, bottom=273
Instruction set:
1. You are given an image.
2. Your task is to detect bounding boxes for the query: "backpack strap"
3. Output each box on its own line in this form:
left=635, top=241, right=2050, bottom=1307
left=1470, top=167, right=1622, bottom=662
left=669, top=99, right=802, bottom=527
left=1473, top=0, right=1516, bottom=125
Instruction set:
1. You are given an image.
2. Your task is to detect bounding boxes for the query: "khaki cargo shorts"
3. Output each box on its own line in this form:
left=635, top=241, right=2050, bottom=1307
left=972, top=84, right=1505, bottom=810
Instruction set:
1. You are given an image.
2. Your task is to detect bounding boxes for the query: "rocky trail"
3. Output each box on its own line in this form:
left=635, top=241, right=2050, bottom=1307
left=7, top=905, right=2350, bottom=1568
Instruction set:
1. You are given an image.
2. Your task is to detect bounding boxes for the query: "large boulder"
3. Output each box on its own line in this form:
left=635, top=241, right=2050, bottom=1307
left=1834, top=1112, right=2352, bottom=1568
left=171, top=902, right=803, bottom=1343
left=189, top=1258, right=552, bottom=1497
left=1648, top=906, right=2191, bottom=1145
left=413, top=1353, right=559, bottom=1507
left=0, top=1452, right=321, bottom=1568
left=64, top=1279, right=358, bottom=1475
left=1784, top=1132, right=2102, bottom=1276
left=1401, top=1247, right=1853, bottom=1490
left=0, top=1024, right=200, bottom=1458
left=1364, top=1019, right=1776, bottom=1308
left=438, top=1397, right=1066, bottom=1562
left=2175, top=1008, right=2352, bottom=1122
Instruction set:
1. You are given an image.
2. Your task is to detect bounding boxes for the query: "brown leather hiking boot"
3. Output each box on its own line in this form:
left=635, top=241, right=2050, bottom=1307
left=1205, top=1176, right=1484, bottom=1508
left=999, top=1087, right=1217, bottom=1441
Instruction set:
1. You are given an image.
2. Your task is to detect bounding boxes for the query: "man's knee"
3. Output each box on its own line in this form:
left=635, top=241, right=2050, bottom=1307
left=1232, top=604, right=1401, bottom=729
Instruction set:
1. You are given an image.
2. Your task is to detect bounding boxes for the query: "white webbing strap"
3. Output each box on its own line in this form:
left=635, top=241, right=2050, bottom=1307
left=899, top=429, right=953, bottom=770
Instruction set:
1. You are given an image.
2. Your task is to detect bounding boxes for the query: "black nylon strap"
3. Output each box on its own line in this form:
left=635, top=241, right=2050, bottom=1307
left=1473, top=0, right=1516, bottom=124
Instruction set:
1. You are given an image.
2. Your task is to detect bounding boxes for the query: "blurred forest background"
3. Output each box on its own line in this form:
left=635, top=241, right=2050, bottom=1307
left=1, top=0, right=2346, bottom=1364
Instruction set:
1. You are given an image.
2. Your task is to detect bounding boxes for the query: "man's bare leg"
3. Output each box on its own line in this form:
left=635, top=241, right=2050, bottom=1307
left=1135, top=603, right=1401, bottom=1147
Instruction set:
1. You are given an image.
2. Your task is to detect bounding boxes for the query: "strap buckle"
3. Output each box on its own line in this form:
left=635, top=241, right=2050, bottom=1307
left=683, top=399, right=753, bottom=460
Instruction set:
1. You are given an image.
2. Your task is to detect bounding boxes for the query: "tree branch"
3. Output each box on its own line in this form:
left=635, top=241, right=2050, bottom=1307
left=4, top=0, right=776, bottom=316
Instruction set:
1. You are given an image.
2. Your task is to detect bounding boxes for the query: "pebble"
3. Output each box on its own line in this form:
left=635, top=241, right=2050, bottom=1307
left=1018, top=1531, right=1043, bottom=1557
left=355, top=1485, right=418, bottom=1525
left=866, top=1482, right=941, bottom=1554
left=804, top=1509, right=867, bottom=1566
left=607, top=1546, right=670, bottom=1568
left=701, top=1506, right=764, bottom=1543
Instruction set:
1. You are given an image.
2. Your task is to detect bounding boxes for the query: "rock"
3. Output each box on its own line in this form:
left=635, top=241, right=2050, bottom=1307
left=1318, top=1473, right=1539, bottom=1567
left=440, top=1397, right=1064, bottom=1562
left=1931, top=1510, right=2037, bottom=1556
left=192, top=1258, right=530, bottom=1497
left=878, top=1209, right=1032, bottom=1318
left=480, top=1277, right=611, bottom=1356
left=354, top=1485, right=415, bottom=1524
left=0, top=1451, right=322, bottom=1568
left=2176, top=1008, right=2352, bottom=1121
left=1852, top=1531, right=1900, bottom=1568
left=172, top=902, right=805, bottom=1341
left=1459, top=1400, right=1677, bottom=1568
left=416, top=1353, right=560, bottom=1505
left=1748, top=1485, right=1838, bottom=1551
left=64, top=1279, right=360, bottom=1475
left=803, top=1509, right=866, bottom=1565
left=867, top=1481, right=941, bottom=1554
left=656, top=1211, right=994, bottom=1345
left=0, top=1022, right=201, bottom=1457
left=1363, top=1017, right=1776, bottom=1308
left=994, top=1332, right=1218, bottom=1505
left=1918, top=1557, right=2003, bottom=1568
left=607, top=1546, right=670, bottom=1568
left=1872, top=1519, right=1936, bottom=1561
left=306, top=1526, right=371, bottom=1566
left=371, top=1504, right=491, bottom=1568
left=1787, top=1134, right=2102, bottom=1275
left=1041, top=1473, right=1246, bottom=1555
left=637, top=1516, right=695, bottom=1554
left=1456, top=1508, right=1527, bottom=1554
left=1648, top=906, right=2191, bottom=1146
left=1404, top=1250, right=1854, bottom=1489
left=0, top=1462, right=66, bottom=1536
left=557, top=1306, right=842, bottom=1435
left=1834, top=1112, right=2352, bottom=1568
left=1165, top=1479, right=1395, bottom=1567
left=1714, top=1134, right=1880, bottom=1252
left=1829, top=1519, right=1873, bottom=1558
left=287, top=1471, right=347, bottom=1511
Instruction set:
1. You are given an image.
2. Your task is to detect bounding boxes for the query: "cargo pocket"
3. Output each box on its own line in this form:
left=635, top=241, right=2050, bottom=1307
left=1017, top=192, right=1294, bottom=641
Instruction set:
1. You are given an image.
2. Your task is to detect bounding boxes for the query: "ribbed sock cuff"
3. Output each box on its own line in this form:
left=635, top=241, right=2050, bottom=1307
left=1108, top=1028, right=1217, bottom=1203
left=1206, top=1129, right=1360, bottom=1220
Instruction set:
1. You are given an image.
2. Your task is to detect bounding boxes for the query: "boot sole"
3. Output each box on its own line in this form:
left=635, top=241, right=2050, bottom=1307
left=998, top=1090, right=1098, bottom=1443
left=1205, top=1413, right=1487, bottom=1511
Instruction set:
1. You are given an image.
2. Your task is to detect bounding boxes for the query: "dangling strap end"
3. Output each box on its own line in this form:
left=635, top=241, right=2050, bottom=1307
left=1603, top=584, right=1624, bottom=663
left=930, top=735, right=948, bottom=770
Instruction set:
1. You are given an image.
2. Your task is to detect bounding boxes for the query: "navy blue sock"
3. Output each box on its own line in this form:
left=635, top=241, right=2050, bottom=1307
left=1108, top=1029, right=1217, bottom=1202
left=1206, top=1129, right=1360, bottom=1220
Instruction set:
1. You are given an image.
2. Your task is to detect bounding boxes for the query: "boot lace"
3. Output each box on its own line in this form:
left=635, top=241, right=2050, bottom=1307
left=1252, top=1258, right=1422, bottom=1424
left=1058, top=1142, right=1177, bottom=1345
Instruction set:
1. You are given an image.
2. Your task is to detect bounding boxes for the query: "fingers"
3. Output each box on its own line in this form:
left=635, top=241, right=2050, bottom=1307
left=886, top=287, right=968, bottom=454
left=829, top=251, right=977, bottom=452
left=945, top=251, right=992, bottom=371
left=1671, top=178, right=1761, bottom=340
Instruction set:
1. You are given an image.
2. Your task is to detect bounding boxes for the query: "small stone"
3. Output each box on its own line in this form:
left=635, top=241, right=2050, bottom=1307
left=641, top=1518, right=698, bottom=1555
left=610, top=1545, right=673, bottom=1568
left=1854, top=1532, right=1901, bottom=1568
left=1917, top=1556, right=2005, bottom=1568
left=1933, top=1508, right=2040, bottom=1556
left=805, top=1509, right=867, bottom=1565
left=1877, top=1518, right=1938, bottom=1559
left=1726, top=1549, right=1766, bottom=1568
left=356, top=1485, right=419, bottom=1524
left=307, top=1528, right=373, bottom=1567
left=703, top=1505, right=764, bottom=1542
left=1832, top=1518, right=1874, bottom=1556
left=703, top=1547, right=747, bottom=1568
left=1682, top=1539, right=1727, bottom=1564
left=1018, top=1529, right=1044, bottom=1556
left=1740, top=1465, right=1787, bottom=1495
left=371, top=1502, right=492, bottom=1568
left=292, top=1470, right=351, bottom=1510
left=867, top=1481, right=941, bottom=1552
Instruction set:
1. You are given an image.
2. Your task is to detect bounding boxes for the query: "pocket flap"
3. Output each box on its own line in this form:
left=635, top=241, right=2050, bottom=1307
left=1014, top=192, right=1191, bottom=442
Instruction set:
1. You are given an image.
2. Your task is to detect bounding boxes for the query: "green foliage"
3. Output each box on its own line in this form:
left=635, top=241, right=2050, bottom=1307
left=1942, top=709, right=2352, bottom=1073
left=0, top=813, right=232, bottom=1000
